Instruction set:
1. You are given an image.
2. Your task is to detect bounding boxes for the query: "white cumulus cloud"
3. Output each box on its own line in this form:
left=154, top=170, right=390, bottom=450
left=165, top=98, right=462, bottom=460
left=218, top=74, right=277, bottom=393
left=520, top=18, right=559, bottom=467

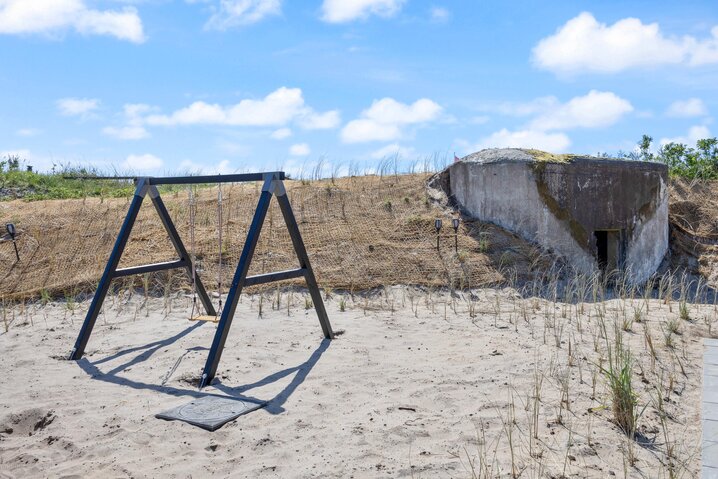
left=470, top=91, right=632, bottom=154
left=289, top=143, right=310, bottom=156
left=321, top=0, right=405, bottom=23
left=270, top=127, right=292, bottom=139
left=488, top=91, right=632, bottom=131
left=528, top=90, right=633, bottom=131
left=472, top=129, right=571, bottom=153
left=494, top=97, right=558, bottom=117
left=102, top=125, right=149, bottom=140
left=665, top=98, right=708, bottom=118
left=660, top=125, right=712, bottom=146
left=363, top=97, right=441, bottom=124
left=144, top=87, right=338, bottom=130
left=533, top=12, right=718, bottom=74
left=370, top=143, right=416, bottom=159
left=15, top=128, right=40, bottom=137
left=341, top=119, right=401, bottom=143
left=430, top=7, right=449, bottom=23
left=178, top=159, right=234, bottom=175
left=205, top=0, right=281, bottom=31
left=57, top=97, right=99, bottom=116
left=123, top=153, right=163, bottom=171
left=103, top=103, right=151, bottom=140
left=0, top=0, right=145, bottom=43
left=299, top=109, right=341, bottom=129
left=341, top=97, right=442, bottom=143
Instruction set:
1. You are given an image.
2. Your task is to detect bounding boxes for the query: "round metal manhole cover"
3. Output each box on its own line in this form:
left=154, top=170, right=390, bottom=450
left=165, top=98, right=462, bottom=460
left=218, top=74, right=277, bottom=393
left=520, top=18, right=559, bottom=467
left=156, top=396, right=265, bottom=430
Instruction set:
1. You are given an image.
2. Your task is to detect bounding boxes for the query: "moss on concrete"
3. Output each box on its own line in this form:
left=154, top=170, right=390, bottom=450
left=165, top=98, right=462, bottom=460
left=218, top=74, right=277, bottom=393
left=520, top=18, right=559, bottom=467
left=525, top=149, right=579, bottom=164
left=531, top=161, right=591, bottom=252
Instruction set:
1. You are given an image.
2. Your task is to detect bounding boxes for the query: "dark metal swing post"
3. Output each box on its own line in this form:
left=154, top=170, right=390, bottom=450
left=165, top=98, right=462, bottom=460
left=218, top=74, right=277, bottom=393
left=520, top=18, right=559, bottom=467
left=70, top=179, right=151, bottom=360
left=69, top=172, right=332, bottom=389
left=276, top=190, right=333, bottom=339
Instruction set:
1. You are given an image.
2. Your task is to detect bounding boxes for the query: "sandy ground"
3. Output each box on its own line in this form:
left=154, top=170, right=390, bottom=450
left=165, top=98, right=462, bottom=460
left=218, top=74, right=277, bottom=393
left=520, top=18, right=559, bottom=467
left=0, top=287, right=713, bottom=478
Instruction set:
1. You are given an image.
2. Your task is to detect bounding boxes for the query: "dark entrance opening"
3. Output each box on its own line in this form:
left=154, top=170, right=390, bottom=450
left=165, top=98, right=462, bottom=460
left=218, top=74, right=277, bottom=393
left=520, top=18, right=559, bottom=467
left=594, top=230, right=623, bottom=272
left=595, top=231, right=608, bottom=270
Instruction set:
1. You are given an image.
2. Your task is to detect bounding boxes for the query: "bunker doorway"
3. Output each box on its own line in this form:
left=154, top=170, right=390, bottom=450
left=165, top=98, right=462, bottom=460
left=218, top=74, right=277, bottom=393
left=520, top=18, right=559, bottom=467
left=594, top=230, right=623, bottom=272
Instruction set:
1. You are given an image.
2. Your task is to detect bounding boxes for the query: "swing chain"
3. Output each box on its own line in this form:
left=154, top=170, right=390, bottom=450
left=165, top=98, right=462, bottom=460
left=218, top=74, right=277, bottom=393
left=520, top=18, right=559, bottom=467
left=217, top=184, right=223, bottom=314
left=188, top=184, right=225, bottom=320
left=189, top=186, right=198, bottom=319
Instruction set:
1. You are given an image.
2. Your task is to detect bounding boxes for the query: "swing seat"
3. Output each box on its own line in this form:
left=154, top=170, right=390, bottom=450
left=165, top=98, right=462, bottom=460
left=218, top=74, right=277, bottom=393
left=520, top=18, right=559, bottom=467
left=190, top=315, right=220, bottom=323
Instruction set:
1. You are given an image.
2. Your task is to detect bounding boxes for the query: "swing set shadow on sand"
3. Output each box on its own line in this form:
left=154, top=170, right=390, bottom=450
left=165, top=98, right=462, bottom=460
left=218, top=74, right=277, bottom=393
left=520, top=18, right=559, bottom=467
left=68, top=172, right=334, bottom=389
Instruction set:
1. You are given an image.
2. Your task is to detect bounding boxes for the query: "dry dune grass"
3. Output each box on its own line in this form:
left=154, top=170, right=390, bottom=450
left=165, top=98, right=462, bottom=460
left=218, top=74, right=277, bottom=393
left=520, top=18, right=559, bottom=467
left=668, top=179, right=718, bottom=285
left=0, top=174, right=547, bottom=301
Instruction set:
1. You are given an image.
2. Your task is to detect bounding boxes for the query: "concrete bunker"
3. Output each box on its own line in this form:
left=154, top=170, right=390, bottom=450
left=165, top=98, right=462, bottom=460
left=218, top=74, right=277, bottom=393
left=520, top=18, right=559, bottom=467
left=433, top=148, right=669, bottom=283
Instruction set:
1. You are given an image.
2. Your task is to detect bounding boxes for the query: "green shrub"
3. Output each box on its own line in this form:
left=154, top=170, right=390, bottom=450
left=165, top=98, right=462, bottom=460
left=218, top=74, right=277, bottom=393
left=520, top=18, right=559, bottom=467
left=630, top=135, right=718, bottom=180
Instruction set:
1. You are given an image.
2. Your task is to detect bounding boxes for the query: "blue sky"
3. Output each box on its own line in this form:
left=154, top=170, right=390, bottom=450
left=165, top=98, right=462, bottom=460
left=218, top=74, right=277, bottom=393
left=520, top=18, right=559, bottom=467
left=1, top=0, right=717, bottom=176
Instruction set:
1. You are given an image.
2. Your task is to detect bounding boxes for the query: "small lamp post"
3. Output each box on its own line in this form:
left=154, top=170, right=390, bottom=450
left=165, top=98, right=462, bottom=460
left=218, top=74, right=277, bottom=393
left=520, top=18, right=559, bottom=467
left=434, top=219, right=442, bottom=251
left=6, top=223, right=19, bottom=261
left=452, top=218, right=460, bottom=253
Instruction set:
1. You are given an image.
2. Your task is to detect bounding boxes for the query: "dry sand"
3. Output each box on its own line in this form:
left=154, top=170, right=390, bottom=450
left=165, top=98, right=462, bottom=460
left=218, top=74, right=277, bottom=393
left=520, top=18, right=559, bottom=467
left=0, top=287, right=712, bottom=478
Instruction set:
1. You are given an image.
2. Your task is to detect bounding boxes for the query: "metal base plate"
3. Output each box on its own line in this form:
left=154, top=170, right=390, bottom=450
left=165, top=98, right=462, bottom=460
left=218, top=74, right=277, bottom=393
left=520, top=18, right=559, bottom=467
left=156, top=396, right=265, bottom=431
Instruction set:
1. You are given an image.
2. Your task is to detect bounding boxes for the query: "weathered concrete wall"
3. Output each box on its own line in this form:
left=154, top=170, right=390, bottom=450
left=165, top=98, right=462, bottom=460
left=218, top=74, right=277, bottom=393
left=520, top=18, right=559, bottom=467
left=624, top=178, right=669, bottom=282
left=440, top=149, right=669, bottom=283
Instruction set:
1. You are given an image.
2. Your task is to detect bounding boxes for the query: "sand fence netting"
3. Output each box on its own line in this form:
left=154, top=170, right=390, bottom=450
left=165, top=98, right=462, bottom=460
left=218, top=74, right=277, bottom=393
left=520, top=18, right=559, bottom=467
left=1, top=174, right=543, bottom=301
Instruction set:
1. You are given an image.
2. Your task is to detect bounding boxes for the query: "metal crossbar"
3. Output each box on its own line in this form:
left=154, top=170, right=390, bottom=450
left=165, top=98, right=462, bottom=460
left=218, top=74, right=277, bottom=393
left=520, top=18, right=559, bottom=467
left=148, top=172, right=284, bottom=185
left=65, top=172, right=286, bottom=185
left=114, top=259, right=189, bottom=277
left=244, top=268, right=306, bottom=287
left=68, top=172, right=332, bottom=389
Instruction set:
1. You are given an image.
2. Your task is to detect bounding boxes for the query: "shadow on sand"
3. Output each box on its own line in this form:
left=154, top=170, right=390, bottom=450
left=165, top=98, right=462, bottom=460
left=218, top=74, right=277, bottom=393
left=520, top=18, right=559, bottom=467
left=75, top=323, right=331, bottom=415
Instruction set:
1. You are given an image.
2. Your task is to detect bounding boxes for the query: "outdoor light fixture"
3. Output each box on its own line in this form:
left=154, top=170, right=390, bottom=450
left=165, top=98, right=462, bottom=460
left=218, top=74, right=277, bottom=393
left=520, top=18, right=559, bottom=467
left=452, top=218, right=460, bottom=252
left=435, top=219, right=442, bottom=251
left=6, top=223, right=19, bottom=261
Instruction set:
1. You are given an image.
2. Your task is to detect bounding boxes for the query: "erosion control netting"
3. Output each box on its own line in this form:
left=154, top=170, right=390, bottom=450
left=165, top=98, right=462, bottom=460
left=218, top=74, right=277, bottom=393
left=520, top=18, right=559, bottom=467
left=668, top=179, right=718, bottom=286
left=0, top=174, right=548, bottom=301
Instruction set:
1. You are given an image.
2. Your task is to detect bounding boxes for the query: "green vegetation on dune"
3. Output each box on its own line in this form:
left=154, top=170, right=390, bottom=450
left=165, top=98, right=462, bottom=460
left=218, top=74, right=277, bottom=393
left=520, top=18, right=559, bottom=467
left=632, top=135, right=718, bottom=180
left=0, top=155, right=199, bottom=201
left=0, top=156, right=134, bottom=201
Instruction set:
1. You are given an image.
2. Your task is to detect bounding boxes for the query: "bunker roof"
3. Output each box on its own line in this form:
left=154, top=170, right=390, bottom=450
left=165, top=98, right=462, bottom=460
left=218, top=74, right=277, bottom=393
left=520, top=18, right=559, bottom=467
left=459, top=148, right=666, bottom=170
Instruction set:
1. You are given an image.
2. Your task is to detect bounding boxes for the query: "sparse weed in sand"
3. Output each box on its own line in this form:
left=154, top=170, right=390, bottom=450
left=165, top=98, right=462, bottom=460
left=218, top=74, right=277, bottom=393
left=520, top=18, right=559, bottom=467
left=273, top=286, right=281, bottom=310
left=1, top=299, right=9, bottom=333
left=601, top=322, right=642, bottom=441
left=666, top=317, right=682, bottom=336
left=40, top=288, right=50, bottom=306
left=64, top=291, right=76, bottom=314
left=679, top=300, right=691, bottom=322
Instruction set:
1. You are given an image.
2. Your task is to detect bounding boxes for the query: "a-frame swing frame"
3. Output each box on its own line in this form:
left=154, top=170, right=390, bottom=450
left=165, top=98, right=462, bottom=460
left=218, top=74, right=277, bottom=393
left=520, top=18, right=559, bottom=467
left=69, top=172, right=333, bottom=389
